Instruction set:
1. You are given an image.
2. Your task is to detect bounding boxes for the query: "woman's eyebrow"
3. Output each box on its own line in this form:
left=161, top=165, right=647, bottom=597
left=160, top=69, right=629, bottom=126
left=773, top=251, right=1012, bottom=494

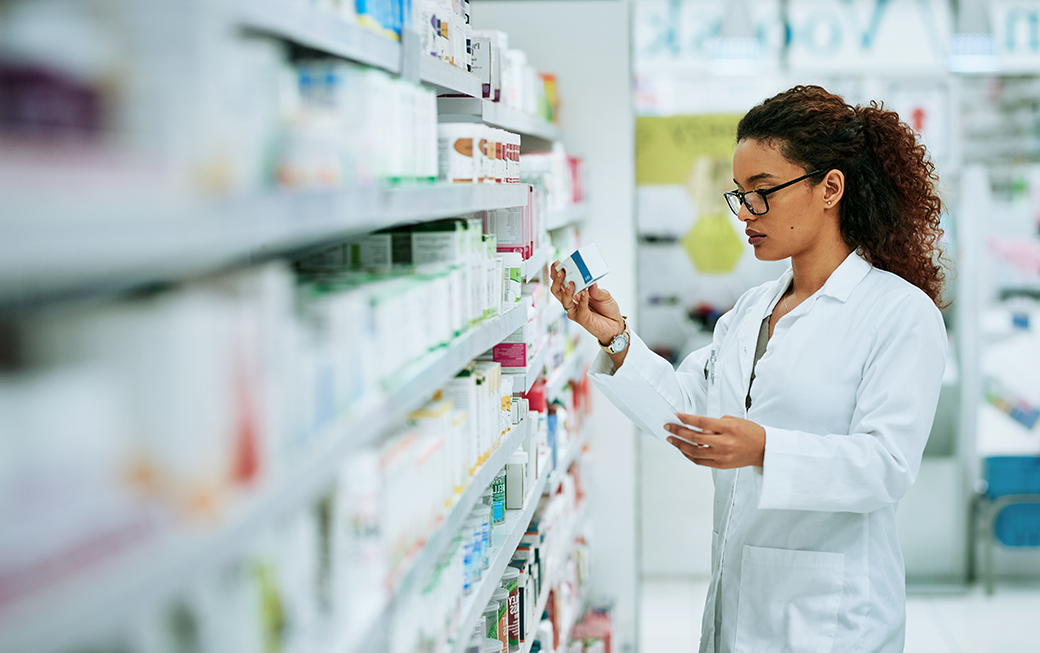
left=732, top=172, right=776, bottom=187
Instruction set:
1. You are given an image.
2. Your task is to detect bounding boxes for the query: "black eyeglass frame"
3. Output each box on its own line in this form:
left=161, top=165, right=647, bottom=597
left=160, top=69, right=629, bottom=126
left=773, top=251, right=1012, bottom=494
left=724, top=169, right=827, bottom=216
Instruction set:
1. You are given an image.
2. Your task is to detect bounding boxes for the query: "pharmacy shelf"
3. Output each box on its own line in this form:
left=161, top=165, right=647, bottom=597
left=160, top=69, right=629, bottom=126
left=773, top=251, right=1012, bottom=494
left=523, top=583, right=553, bottom=653
left=437, top=98, right=560, bottom=143
left=446, top=469, right=552, bottom=653
left=519, top=498, right=589, bottom=653
left=545, top=339, right=596, bottom=400
left=421, top=56, right=482, bottom=97
left=0, top=305, right=526, bottom=653
left=239, top=0, right=401, bottom=74
left=504, top=341, right=549, bottom=395
left=522, top=243, right=552, bottom=282
left=546, top=202, right=589, bottom=231
left=333, top=422, right=528, bottom=653
left=0, top=183, right=529, bottom=309
left=548, top=429, right=588, bottom=495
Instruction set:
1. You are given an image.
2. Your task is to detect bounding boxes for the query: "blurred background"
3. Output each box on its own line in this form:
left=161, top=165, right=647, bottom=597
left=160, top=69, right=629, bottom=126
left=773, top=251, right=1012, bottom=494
left=2, top=0, right=1040, bottom=652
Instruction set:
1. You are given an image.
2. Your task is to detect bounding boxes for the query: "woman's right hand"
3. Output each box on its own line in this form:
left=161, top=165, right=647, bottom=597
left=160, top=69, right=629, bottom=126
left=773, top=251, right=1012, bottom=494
left=549, top=261, right=625, bottom=345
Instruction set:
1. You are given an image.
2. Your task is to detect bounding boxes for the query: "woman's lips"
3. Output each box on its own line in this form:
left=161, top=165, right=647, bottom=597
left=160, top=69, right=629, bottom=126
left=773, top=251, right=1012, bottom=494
left=746, top=229, right=765, bottom=245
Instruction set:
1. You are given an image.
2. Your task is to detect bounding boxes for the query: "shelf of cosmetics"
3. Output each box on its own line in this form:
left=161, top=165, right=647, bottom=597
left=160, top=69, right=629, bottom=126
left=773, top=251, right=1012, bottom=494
left=1, top=0, right=568, bottom=206
left=0, top=230, right=592, bottom=634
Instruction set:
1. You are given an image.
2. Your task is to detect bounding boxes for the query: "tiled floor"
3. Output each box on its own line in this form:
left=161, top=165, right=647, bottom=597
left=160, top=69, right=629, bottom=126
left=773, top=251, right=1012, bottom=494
left=640, top=578, right=1040, bottom=653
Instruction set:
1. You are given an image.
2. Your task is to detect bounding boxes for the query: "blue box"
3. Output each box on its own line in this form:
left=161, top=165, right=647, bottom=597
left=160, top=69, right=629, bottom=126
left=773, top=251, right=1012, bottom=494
left=995, top=504, right=1040, bottom=546
left=985, top=456, right=1040, bottom=498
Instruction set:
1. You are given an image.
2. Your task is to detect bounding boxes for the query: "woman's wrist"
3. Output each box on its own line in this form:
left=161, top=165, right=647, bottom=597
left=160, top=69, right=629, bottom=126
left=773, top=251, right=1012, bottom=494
left=597, top=318, right=627, bottom=346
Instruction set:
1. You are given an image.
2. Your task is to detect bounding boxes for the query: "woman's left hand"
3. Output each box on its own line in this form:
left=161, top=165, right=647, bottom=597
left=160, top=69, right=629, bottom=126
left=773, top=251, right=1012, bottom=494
left=665, top=414, right=766, bottom=469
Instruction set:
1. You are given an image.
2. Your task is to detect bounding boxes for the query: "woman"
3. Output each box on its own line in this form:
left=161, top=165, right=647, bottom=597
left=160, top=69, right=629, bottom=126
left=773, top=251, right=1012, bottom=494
left=550, top=85, right=948, bottom=653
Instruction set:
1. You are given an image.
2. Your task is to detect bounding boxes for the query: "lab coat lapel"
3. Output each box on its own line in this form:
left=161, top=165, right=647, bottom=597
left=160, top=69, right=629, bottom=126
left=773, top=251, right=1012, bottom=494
left=735, top=278, right=786, bottom=412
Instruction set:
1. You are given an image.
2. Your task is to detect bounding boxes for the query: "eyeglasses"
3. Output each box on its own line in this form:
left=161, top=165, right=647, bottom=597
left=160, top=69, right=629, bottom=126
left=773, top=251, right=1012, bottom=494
left=724, top=169, right=826, bottom=216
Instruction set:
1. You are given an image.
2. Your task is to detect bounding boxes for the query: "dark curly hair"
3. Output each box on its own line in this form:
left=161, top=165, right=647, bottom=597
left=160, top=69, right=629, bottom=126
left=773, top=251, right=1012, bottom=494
left=736, top=85, right=947, bottom=307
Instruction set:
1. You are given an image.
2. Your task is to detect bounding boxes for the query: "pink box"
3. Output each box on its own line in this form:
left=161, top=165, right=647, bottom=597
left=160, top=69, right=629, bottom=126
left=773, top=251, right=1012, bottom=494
left=492, top=342, right=528, bottom=368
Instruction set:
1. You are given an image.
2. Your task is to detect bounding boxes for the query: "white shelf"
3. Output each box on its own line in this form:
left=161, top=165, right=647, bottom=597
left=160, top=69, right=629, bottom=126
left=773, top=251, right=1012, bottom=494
left=522, top=243, right=552, bottom=282
left=504, top=341, right=548, bottom=395
left=438, top=98, right=560, bottom=143
left=546, top=202, right=589, bottom=231
left=239, top=0, right=401, bottom=74
left=519, top=497, right=588, bottom=653
left=445, top=469, right=552, bottom=653
left=0, top=183, right=529, bottom=307
left=332, top=421, right=528, bottom=653
left=548, top=429, right=588, bottom=495
left=0, top=305, right=526, bottom=653
left=521, top=583, right=553, bottom=653
left=545, top=339, right=596, bottom=400
left=421, top=56, right=482, bottom=97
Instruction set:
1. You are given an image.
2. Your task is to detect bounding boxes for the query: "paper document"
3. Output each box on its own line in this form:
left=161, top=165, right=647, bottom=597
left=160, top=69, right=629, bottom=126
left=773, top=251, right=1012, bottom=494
left=640, top=389, right=705, bottom=445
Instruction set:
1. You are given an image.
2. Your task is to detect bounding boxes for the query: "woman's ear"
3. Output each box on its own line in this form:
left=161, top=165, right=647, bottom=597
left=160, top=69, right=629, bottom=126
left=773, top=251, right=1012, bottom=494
left=822, top=169, right=844, bottom=207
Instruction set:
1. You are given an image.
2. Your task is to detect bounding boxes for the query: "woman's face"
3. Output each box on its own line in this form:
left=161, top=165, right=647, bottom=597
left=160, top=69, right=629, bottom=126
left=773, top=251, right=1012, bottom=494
left=730, top=138, right=835, bottom=262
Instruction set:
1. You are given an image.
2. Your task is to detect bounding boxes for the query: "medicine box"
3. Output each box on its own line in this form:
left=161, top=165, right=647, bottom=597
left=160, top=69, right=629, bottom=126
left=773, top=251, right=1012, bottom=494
left=558, top=242, right=609, bottom=293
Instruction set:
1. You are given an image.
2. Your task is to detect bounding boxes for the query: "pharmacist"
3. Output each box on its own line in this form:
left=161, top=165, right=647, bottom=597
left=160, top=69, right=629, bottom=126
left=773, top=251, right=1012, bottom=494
left=551, top=86, right=946, bottom=653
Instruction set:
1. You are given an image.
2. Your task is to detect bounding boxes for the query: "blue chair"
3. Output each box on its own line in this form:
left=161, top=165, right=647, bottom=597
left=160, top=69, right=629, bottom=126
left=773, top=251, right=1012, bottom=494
left=975, top=456, right=1040, bottom=594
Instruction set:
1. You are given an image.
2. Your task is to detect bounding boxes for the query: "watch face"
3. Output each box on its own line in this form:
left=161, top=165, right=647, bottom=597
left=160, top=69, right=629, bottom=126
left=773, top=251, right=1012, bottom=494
left=609, top=332, right=629, bottom=353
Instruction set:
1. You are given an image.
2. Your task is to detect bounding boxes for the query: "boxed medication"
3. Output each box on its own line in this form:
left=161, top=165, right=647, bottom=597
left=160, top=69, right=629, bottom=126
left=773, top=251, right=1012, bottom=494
left=557, top=242, right=609, bottom=293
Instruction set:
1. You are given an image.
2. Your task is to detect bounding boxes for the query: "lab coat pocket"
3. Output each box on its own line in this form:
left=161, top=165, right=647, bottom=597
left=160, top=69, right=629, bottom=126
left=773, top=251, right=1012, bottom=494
left=733, top=545, right=844, bottom=653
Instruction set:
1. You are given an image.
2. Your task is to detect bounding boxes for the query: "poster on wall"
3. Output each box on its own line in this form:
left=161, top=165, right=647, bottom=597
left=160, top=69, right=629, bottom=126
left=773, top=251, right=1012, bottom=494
left=991, top=1, right=1040, bottom=72
left=886, top=81, right=951, bottom=166
left=635, top=114, right=787, bottom=360
left=633, top=0, right=952, bottom=75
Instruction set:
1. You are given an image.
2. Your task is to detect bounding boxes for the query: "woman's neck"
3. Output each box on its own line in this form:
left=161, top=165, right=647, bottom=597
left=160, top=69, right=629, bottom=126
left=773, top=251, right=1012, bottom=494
left=789, top=241, right=852, bottom=298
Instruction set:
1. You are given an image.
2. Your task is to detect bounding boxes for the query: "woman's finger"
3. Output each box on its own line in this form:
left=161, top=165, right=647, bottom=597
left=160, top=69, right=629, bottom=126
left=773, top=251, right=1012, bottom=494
left=674, top=412, right=725, bottom=433
left=668, top=435, right=717, bottom=461
left=666, top=424, right=715, bottom=446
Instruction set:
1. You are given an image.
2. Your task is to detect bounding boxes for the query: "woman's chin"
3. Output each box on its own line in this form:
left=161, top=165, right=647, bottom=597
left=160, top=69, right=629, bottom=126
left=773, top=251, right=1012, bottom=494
left=752, top=246, right=786, bottom=262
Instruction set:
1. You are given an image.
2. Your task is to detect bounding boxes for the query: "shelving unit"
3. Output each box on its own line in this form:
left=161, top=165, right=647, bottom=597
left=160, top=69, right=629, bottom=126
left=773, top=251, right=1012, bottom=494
left=0, top=183, right=529, bottom=308
left=548, top=428, right=588, bottom=495
left=504, top=340, right=549, bottom=394
left=238, top=0, right=401, bottom=74
left=522, top=243, right=552, bottom=282
left=545, top=340, right=596, bottom=400
left=446, top=469, right=552, bottom=653
left=518, top=494, right=588, bottom=653
left=331, top=420, right=529, bottom=653
left=0, top=304, right=525, bottom=653
left=239, top=0, right=482, bottom=99
left=437, top=98, right=560, bottom=144
left=421, top=57, right=482, bottom=97
left=546, top=202, right=589, bottom=231
left=2, top=1, right=599, bottom=650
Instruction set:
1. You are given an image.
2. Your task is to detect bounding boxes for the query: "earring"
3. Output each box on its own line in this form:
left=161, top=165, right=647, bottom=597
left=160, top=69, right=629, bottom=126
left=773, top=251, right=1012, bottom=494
left=827, top=201, right=832, bottom=206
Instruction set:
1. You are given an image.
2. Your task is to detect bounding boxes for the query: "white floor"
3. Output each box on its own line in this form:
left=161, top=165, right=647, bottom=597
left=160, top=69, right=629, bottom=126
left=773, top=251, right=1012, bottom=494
left=639, top=578, right=1040, bottom=653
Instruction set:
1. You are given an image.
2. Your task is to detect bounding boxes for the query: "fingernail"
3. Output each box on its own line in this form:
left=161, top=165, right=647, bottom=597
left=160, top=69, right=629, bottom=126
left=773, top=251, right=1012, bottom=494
left=667, top=437, right=676, bottom=445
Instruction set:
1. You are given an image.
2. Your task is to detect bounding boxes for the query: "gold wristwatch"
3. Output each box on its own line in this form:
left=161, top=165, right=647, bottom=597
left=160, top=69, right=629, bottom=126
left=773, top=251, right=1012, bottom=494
left=601, top=317, right=630, bottom=354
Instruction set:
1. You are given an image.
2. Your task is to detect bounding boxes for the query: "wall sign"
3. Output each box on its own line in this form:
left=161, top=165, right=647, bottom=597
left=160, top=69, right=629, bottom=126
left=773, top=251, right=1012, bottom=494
left=992, top=1, right=1040, bottom=72
left=634, top=0, right=952, bottom=74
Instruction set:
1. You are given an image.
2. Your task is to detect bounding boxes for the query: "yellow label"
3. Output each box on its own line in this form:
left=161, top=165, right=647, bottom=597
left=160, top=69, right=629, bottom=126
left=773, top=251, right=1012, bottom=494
left=636, top=114, right=742, bottom=186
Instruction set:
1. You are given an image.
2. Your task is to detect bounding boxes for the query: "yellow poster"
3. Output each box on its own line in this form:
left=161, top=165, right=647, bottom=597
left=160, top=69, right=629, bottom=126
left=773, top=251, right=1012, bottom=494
left=635, top=114, right=742, bottom=186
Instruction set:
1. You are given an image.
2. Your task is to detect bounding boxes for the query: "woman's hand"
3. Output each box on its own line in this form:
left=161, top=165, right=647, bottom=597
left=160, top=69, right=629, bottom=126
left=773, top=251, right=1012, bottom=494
left=549, top=261, right=625, bottom=345
left=665, top=414, right=766, bottom=469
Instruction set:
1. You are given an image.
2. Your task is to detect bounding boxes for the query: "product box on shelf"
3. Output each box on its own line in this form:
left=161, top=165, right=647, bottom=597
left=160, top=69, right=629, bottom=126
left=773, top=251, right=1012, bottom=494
left=471, top=30, right=508, bottom=102
left=415, top=0, right=472, bottom=72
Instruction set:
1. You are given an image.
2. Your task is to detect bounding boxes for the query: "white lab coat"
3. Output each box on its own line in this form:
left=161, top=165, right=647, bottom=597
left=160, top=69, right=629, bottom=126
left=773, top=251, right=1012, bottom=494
left=588, top=252, right=947, bottom=653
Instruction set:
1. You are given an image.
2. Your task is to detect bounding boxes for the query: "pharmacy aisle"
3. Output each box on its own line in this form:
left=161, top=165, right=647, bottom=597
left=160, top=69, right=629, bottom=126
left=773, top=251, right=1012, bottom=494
left=0, top=0, right=619, bottom=651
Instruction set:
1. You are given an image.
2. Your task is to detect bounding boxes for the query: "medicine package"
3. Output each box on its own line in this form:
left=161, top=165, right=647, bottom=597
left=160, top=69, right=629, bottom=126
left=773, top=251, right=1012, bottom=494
left=558, top=242, right=609, bottom=293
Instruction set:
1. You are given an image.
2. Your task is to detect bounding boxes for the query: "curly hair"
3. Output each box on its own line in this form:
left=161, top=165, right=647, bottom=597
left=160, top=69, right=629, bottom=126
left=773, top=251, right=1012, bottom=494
left=736, top=85, right=947, bottom=307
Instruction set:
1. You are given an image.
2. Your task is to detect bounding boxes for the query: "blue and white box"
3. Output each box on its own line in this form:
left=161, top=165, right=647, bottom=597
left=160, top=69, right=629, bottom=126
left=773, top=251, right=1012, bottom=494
left=559, top=242, right=609, bottom=293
